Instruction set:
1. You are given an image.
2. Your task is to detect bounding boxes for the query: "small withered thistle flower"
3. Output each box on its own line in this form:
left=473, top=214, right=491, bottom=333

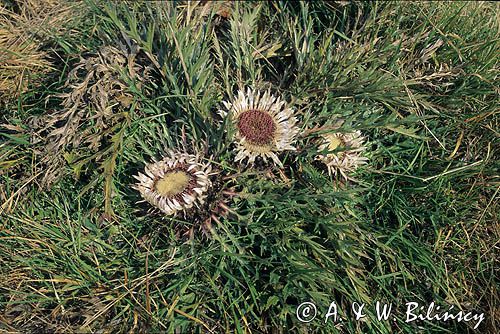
left=133, top=150, right=212, bottom=216
left=316, top=130, right=368, bottom=180
left=219, top=88, right=299, bottom=167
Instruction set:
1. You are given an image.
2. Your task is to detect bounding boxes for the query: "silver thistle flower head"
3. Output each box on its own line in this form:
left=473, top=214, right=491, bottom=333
left=133, top=151, right=212, bottom=216
left=316, top=130, right=368, bottom=180
left=219, top=88, right=299, bottom=167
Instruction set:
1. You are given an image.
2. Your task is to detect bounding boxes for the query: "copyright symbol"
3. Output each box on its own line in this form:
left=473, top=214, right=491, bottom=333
left=296, top=302, right=317, bottom=323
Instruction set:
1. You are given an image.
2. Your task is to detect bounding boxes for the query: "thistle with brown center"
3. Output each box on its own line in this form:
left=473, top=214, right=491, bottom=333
left=316, top=130, right=368, bottom=180
left=220, top=88, right=299, bottom=167
left=133, top=151, right=211, bottom=216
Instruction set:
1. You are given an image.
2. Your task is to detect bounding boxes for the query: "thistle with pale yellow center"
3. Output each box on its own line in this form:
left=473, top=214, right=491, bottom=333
left=133, top=151, right=211, bottom=216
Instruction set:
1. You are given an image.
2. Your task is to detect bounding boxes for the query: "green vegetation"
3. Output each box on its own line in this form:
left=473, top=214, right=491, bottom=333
left=1, top=1, right=498, bottom=333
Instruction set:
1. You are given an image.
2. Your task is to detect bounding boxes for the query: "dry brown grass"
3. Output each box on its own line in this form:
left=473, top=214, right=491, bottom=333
left=6, top=0, right=80, bottom=38
left=0, top=0, right=82, bottom=103
left=0, top=9, right=51, bottom=102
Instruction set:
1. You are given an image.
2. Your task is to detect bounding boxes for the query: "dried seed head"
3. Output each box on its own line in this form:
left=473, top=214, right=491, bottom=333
left=220, top=88, right=299, bottom=167
left=237, top=110, right=277, bottom=145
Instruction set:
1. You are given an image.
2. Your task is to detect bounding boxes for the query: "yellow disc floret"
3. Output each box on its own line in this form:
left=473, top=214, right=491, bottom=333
left=325, top=134, right=343, bottom=152
left=155, top=171, right=190, bottom=197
